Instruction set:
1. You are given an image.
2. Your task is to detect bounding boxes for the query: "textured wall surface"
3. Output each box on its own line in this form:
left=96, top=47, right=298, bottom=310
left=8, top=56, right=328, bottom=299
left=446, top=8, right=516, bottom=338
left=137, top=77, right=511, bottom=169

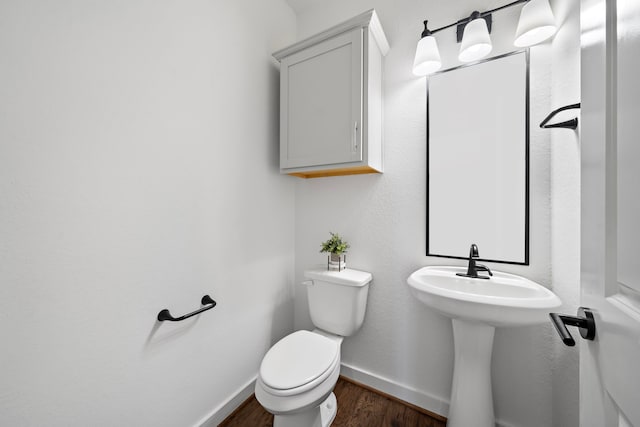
left=549, top=0, right=581, bottom=426
left=290, top=0, right=580, bottom=426
left=0, top=1, right=296, bottom=426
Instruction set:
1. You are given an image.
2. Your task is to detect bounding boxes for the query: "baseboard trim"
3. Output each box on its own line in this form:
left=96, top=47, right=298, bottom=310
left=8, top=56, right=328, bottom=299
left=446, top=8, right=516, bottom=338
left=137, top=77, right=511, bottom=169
left=339, top=362, right=450, bottom=418
left=194, top=375, right=257, bottom=427
left=199, top=365, right=518, bottom=427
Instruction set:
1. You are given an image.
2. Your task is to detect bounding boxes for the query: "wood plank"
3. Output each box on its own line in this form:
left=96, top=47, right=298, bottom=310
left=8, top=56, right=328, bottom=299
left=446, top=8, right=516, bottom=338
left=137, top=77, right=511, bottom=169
left=219, top=376, right=446, bottom=427
left=218, top=395, right=272, bottom=427
left=287, top=166, right=380, bottom=179
left=338, top=376, right=447, bottom=423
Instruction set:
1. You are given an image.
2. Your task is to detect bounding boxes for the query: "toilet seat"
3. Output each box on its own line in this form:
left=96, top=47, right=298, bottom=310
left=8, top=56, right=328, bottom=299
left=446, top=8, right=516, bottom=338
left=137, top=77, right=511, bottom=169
left=259, top=330, right=339, bottom=397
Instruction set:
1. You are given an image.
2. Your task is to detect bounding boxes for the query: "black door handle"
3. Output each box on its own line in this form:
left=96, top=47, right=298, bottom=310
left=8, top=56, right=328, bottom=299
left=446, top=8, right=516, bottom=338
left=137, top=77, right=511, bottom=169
left=549, top=307, right=596, bottom=346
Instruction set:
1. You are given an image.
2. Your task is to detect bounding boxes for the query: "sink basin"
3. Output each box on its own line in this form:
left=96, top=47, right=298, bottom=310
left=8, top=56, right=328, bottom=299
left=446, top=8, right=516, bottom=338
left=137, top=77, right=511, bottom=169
left=407, top=266, right=561, bottom=327
left=407, top=266, right=562, bottom=427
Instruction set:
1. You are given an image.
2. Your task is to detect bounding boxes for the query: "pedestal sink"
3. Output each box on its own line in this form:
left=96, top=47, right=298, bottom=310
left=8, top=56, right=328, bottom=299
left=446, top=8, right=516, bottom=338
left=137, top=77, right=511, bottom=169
left=407, top=266, right=561, bottom=427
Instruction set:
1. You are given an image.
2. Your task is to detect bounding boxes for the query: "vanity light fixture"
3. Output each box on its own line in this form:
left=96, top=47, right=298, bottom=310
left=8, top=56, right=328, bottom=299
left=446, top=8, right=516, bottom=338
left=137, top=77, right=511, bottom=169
left=412, top=22, right=442, bottom=75
left=514, top=0, right=557, bottom=46
left=412, top=0, right=557, bottom=76
left=458, top=12, right=493, bottom=63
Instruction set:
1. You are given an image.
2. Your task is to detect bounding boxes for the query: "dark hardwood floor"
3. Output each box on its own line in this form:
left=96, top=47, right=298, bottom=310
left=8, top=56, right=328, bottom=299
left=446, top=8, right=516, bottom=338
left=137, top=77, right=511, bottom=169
left=219, top=376, right=447, bottom=427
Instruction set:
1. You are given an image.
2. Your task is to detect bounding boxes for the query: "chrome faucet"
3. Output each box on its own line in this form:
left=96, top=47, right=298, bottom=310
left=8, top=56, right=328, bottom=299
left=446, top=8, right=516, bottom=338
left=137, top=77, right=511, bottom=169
left=456, top=243, right=493, bottom=280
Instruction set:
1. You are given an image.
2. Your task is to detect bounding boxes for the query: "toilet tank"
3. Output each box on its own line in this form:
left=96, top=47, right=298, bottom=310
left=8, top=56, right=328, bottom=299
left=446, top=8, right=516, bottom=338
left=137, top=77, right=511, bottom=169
left=304, top=269, right=372, bottom=336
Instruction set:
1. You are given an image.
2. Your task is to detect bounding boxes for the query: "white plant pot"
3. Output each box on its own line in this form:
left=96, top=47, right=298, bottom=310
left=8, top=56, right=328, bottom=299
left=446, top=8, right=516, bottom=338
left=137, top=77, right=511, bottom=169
left=328, top=254, right=346, bottom=271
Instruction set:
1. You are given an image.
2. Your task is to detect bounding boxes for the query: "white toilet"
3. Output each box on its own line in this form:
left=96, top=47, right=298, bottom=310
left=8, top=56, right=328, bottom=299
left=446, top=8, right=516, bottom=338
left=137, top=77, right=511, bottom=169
left=255, top=268, right=373, bottom=427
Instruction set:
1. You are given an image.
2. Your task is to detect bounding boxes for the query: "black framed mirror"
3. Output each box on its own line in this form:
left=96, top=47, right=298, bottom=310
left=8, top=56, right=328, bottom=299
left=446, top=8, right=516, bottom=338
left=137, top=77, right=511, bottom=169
left=427, top=50, right=529, bottom=265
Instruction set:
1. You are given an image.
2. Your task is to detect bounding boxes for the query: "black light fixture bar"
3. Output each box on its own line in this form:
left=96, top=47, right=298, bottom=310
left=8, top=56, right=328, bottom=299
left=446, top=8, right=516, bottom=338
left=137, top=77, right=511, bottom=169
left=421, top=0, right=529, bottom=38
left=483, top=0, right=529, bottom=16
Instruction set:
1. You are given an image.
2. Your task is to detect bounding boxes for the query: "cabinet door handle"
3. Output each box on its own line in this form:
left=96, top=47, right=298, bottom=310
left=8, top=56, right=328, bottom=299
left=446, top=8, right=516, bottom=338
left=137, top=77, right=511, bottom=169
left=352, top=121, right=359, bottom=152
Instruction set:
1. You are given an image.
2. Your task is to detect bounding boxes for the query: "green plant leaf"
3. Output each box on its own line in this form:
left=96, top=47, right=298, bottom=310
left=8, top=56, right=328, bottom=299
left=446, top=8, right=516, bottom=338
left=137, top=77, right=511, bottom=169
left=319, top=232, right=350, bottom=255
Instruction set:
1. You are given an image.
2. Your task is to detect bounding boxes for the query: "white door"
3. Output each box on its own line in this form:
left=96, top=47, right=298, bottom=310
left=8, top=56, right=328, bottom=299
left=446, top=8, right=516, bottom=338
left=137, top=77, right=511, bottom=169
left=580, top=0, right=640, bottom=425
left=280, top=27, right=363, bottom=169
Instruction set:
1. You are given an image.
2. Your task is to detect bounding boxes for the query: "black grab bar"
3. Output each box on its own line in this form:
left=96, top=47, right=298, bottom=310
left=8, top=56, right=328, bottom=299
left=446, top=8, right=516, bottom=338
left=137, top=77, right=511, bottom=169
left=157, top=295, right=217, bottom=322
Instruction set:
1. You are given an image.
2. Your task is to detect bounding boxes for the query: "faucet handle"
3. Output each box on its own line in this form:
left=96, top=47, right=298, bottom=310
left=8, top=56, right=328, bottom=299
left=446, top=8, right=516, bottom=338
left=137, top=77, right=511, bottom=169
left=475, top=264, right=493, bottom=276
left=469, top=243, right=479, bottom=258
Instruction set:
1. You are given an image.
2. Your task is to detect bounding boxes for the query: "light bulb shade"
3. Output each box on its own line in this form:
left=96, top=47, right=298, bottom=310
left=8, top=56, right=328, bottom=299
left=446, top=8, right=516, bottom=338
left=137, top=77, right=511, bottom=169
left=413, top=35, right=442, bottom=76
left=514, top=0, right=557, bottom=47
left=458, top=18, right=493, bottom=63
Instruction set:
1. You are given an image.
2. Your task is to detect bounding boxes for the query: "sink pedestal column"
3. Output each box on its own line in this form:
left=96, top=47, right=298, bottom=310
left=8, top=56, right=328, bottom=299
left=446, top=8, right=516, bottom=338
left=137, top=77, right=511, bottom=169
left=448, top=319, right=495, bottom=427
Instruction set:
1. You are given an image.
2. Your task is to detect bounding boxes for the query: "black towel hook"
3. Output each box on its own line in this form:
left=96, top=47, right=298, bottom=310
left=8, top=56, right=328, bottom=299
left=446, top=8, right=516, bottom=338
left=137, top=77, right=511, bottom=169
left=540, top=103, right=581, bottom=130
left=157, top=295, right=217, bottom=322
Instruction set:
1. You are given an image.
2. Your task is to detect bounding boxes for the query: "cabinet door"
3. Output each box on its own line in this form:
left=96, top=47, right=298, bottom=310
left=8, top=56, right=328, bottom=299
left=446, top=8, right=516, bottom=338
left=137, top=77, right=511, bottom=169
left=280, top=28, right=363, bottom=169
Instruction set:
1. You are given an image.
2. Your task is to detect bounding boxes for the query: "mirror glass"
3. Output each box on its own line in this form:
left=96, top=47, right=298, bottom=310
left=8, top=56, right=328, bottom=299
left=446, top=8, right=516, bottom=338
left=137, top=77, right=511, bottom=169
left=427, top=51, right=529, bottom=264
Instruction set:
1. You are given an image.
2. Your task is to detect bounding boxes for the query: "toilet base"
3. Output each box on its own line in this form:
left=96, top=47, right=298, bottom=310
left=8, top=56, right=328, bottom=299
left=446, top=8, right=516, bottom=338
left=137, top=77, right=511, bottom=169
left=273, top=392, right=337, bottom=427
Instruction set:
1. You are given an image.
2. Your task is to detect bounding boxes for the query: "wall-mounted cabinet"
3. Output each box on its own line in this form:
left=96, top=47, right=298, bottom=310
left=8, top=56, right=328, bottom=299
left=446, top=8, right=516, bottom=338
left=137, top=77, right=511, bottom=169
left=273, top=10, right=389, bottom=178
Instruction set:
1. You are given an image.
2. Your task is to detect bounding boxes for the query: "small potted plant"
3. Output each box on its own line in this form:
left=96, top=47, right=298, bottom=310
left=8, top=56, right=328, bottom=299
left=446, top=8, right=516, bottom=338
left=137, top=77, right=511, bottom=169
left=320, top=232, right=350, bottom=271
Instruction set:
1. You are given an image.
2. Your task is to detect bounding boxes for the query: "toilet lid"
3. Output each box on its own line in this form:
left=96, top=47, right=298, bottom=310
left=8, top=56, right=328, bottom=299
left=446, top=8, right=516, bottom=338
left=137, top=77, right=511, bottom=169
left=260, top=330, right=339, bottom=391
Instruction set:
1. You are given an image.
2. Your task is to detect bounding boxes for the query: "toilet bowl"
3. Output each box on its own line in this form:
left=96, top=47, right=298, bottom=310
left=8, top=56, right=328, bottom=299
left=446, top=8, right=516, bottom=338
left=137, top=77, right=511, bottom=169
left=255, top=269, right=372, bottom=427
left=255, top=330, right=343, bottom=427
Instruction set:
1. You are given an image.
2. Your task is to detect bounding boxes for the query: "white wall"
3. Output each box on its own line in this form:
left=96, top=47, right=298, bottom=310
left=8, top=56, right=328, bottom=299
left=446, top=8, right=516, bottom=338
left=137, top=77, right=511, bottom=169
left=0, top=1, right=296, bottom=426
left=291, top=1, right=580, bottom=426
left=549, top=0, right=581, bottom=426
